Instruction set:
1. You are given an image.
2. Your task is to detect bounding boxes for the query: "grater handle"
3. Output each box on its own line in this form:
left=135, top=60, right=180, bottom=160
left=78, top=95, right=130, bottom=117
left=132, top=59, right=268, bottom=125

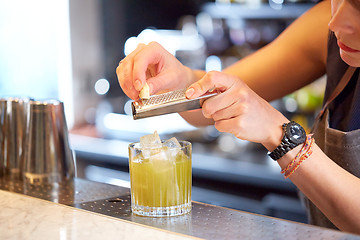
left=132, top=90, right=218, bottom=120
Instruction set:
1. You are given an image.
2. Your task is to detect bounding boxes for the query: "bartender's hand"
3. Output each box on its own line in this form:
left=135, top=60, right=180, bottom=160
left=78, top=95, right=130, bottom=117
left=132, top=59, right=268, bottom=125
left=185, top=71, right=289, bottom=151
left=116, top=41, right=193, bottom=100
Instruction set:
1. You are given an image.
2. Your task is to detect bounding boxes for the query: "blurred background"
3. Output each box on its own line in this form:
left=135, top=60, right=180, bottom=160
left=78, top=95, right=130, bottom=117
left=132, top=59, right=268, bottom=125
left=0, top=0, right=325, bottom=223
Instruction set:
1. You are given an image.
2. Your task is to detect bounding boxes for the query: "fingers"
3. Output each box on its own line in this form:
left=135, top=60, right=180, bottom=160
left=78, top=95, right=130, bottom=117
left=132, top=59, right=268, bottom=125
left=205, top=87, right=249, bottom=120
left=132, top=42, right=165, bottom=92
left=200, top=93, right=232, bottom=119
left=186, top=71, right=233, bottom=99
left=116, top=60, right=138, bottom=100
left=211, top=101, right=245, bottom=122
left=185, top=71, right=217, bottom=99
left=185, top=71, right=239, bottom=118
left=116, top=41, right=189, bottom=100
left=126, top=43, right=148, bottom=91
left=146, top=69, right=178, bottom=94
left=116, top=43, right=147, bottom=99
left=116, top=42, right=167, bottom=100
left=214, top=117, right=243, bottom=139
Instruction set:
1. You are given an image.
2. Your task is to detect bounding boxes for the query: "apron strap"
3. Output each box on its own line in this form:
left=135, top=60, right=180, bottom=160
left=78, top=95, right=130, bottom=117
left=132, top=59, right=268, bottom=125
left=311, top=66, right=356, bottom=133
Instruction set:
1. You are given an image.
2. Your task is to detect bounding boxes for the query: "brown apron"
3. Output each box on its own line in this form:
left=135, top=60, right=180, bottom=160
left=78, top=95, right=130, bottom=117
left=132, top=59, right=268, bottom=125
left=301, top=66, right=360, bottom=229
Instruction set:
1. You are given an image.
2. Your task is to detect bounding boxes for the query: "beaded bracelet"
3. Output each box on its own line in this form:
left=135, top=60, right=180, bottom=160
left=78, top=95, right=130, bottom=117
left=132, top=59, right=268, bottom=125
left=281, top=134, right=315, bottom=178
left=280, top=134, right=313, bottom=174
left=285, top=144, right=313, bottom=178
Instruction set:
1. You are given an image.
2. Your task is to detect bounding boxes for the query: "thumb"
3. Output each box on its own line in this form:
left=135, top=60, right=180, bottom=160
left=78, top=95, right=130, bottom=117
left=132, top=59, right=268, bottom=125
left=185, top=71, right=221, bottom=99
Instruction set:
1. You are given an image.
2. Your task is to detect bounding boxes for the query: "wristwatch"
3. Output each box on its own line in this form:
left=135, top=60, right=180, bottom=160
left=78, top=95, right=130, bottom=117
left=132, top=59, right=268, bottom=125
left=268, top=121, right=306, bottom=161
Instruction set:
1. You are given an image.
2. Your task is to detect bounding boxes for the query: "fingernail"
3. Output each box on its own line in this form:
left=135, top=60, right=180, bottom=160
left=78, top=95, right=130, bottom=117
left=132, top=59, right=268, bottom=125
left=134, top=80, right=142, bottom=91
left=186, top=88, right=195, bottom=98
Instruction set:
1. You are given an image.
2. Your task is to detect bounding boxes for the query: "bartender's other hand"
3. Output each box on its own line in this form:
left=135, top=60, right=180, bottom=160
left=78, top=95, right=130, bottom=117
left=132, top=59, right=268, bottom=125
left=185, top=71, right=288, bottom=145
left=116, top=41, right=191, bottom=100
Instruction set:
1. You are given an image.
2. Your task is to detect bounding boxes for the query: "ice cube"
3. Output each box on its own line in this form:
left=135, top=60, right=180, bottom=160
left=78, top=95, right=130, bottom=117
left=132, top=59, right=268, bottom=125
left=140, top=130, right=162, bottom=148
left=139, top=131, right=163, bottom=159
left=163, top=137, right=182, bottom=159
left=142, top=147, right=164, bottom=160
left=149, top=147, right=168, bottom=161
left=163, top=137, right=181, bottom=148
left=141, top=149, right=151, bottom=159
left=141, top=145, right=165, bottom=160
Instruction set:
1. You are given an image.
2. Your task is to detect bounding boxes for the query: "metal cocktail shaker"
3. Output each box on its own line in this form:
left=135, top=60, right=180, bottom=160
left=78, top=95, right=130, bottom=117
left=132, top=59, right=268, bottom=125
left=0, top=97, right=31, bottom=179
left=22, top=99, right=75, bottom=184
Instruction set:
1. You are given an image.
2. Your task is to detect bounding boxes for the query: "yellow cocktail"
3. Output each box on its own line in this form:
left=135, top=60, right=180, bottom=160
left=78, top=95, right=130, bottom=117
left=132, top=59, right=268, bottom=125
left=129, top=140, right=192, bottom=217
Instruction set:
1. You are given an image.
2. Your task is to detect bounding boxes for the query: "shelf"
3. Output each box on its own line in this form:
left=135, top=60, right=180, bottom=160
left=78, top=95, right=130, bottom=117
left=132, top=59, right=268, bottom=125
left=201, top=2, right=315, bottom=20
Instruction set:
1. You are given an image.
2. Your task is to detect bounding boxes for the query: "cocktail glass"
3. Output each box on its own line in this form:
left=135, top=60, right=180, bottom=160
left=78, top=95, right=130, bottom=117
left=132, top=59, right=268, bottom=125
left=128, top=140, right=192, bottom=217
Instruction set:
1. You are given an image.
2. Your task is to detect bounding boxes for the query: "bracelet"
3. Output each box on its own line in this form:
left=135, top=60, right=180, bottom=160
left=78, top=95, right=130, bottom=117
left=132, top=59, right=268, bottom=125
left=284, top=140, right=313, bottom=178
left=280, top=134, right=313, bottom=174
left=281, top=134, right=315, bottom=178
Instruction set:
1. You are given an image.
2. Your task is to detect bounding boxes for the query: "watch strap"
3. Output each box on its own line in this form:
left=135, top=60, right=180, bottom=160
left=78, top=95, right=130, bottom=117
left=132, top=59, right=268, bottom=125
left=268, top=121, right=305, bottom=160
left=268, top=136, right=294, bottom=160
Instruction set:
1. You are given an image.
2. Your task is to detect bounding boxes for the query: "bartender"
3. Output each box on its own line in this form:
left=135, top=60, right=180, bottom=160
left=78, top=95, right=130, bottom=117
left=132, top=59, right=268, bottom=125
left=116, top=0, right=360, bottom=234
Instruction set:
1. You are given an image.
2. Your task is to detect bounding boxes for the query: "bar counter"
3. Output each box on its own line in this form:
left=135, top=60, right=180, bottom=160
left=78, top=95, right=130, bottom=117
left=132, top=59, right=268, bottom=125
left=0, top=190, right=194, bottom=240
left=1, top=178, right=360, bottom=239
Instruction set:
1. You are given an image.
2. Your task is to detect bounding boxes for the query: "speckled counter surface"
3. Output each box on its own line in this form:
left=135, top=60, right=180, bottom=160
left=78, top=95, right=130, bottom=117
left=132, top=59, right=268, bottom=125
left=1, top=178, right=360, bottom=240
left=0, top=190, right=197, bottom=240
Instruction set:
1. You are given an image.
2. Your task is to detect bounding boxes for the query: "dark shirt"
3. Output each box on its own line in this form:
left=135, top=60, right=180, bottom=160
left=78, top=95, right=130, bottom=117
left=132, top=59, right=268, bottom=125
left=324, top=32, right=360, bottom=132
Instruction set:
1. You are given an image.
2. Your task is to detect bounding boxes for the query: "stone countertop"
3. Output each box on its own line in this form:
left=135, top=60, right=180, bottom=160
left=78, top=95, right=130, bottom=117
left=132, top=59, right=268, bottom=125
left=0, top=190, right=197, bottom=240
left=1, top=178, right=360, bottom=240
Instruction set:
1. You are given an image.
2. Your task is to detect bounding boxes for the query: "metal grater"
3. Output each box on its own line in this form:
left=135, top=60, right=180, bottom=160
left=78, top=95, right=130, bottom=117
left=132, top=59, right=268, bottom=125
left=131, top=88, right=218, bottom=120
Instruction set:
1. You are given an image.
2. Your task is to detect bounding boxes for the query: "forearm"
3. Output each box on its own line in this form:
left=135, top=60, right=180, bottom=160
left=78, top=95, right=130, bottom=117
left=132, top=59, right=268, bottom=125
left=179, top=109, right=214, bottom=127
left=223, top=44, right=326, bottom=102
left=223, top=0, right=330, bottom=101
left=277, top=144, right=360, bottom=233
left=180, top=1, right=330, bottom=126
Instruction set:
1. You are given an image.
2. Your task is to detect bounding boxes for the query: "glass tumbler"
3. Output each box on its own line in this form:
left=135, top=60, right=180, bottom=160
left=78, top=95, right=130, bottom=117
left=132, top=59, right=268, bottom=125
left=128, top=141, right=192, bottom=217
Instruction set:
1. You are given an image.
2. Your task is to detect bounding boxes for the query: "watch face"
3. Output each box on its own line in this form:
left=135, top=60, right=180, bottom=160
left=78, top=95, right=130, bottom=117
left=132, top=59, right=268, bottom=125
left=286, top=122, right=306, bottom=144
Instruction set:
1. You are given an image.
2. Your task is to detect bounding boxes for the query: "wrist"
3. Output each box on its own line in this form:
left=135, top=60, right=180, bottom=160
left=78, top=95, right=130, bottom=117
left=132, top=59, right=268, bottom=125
left=267, top=121, right=307, bottom=161
left=262, top=116, right=289, bottom=152
left=277, top=144, right=303, bottom=170
left=263, top=125, right=284, bottom=152
left=279, top=134, right=314, bottom=178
